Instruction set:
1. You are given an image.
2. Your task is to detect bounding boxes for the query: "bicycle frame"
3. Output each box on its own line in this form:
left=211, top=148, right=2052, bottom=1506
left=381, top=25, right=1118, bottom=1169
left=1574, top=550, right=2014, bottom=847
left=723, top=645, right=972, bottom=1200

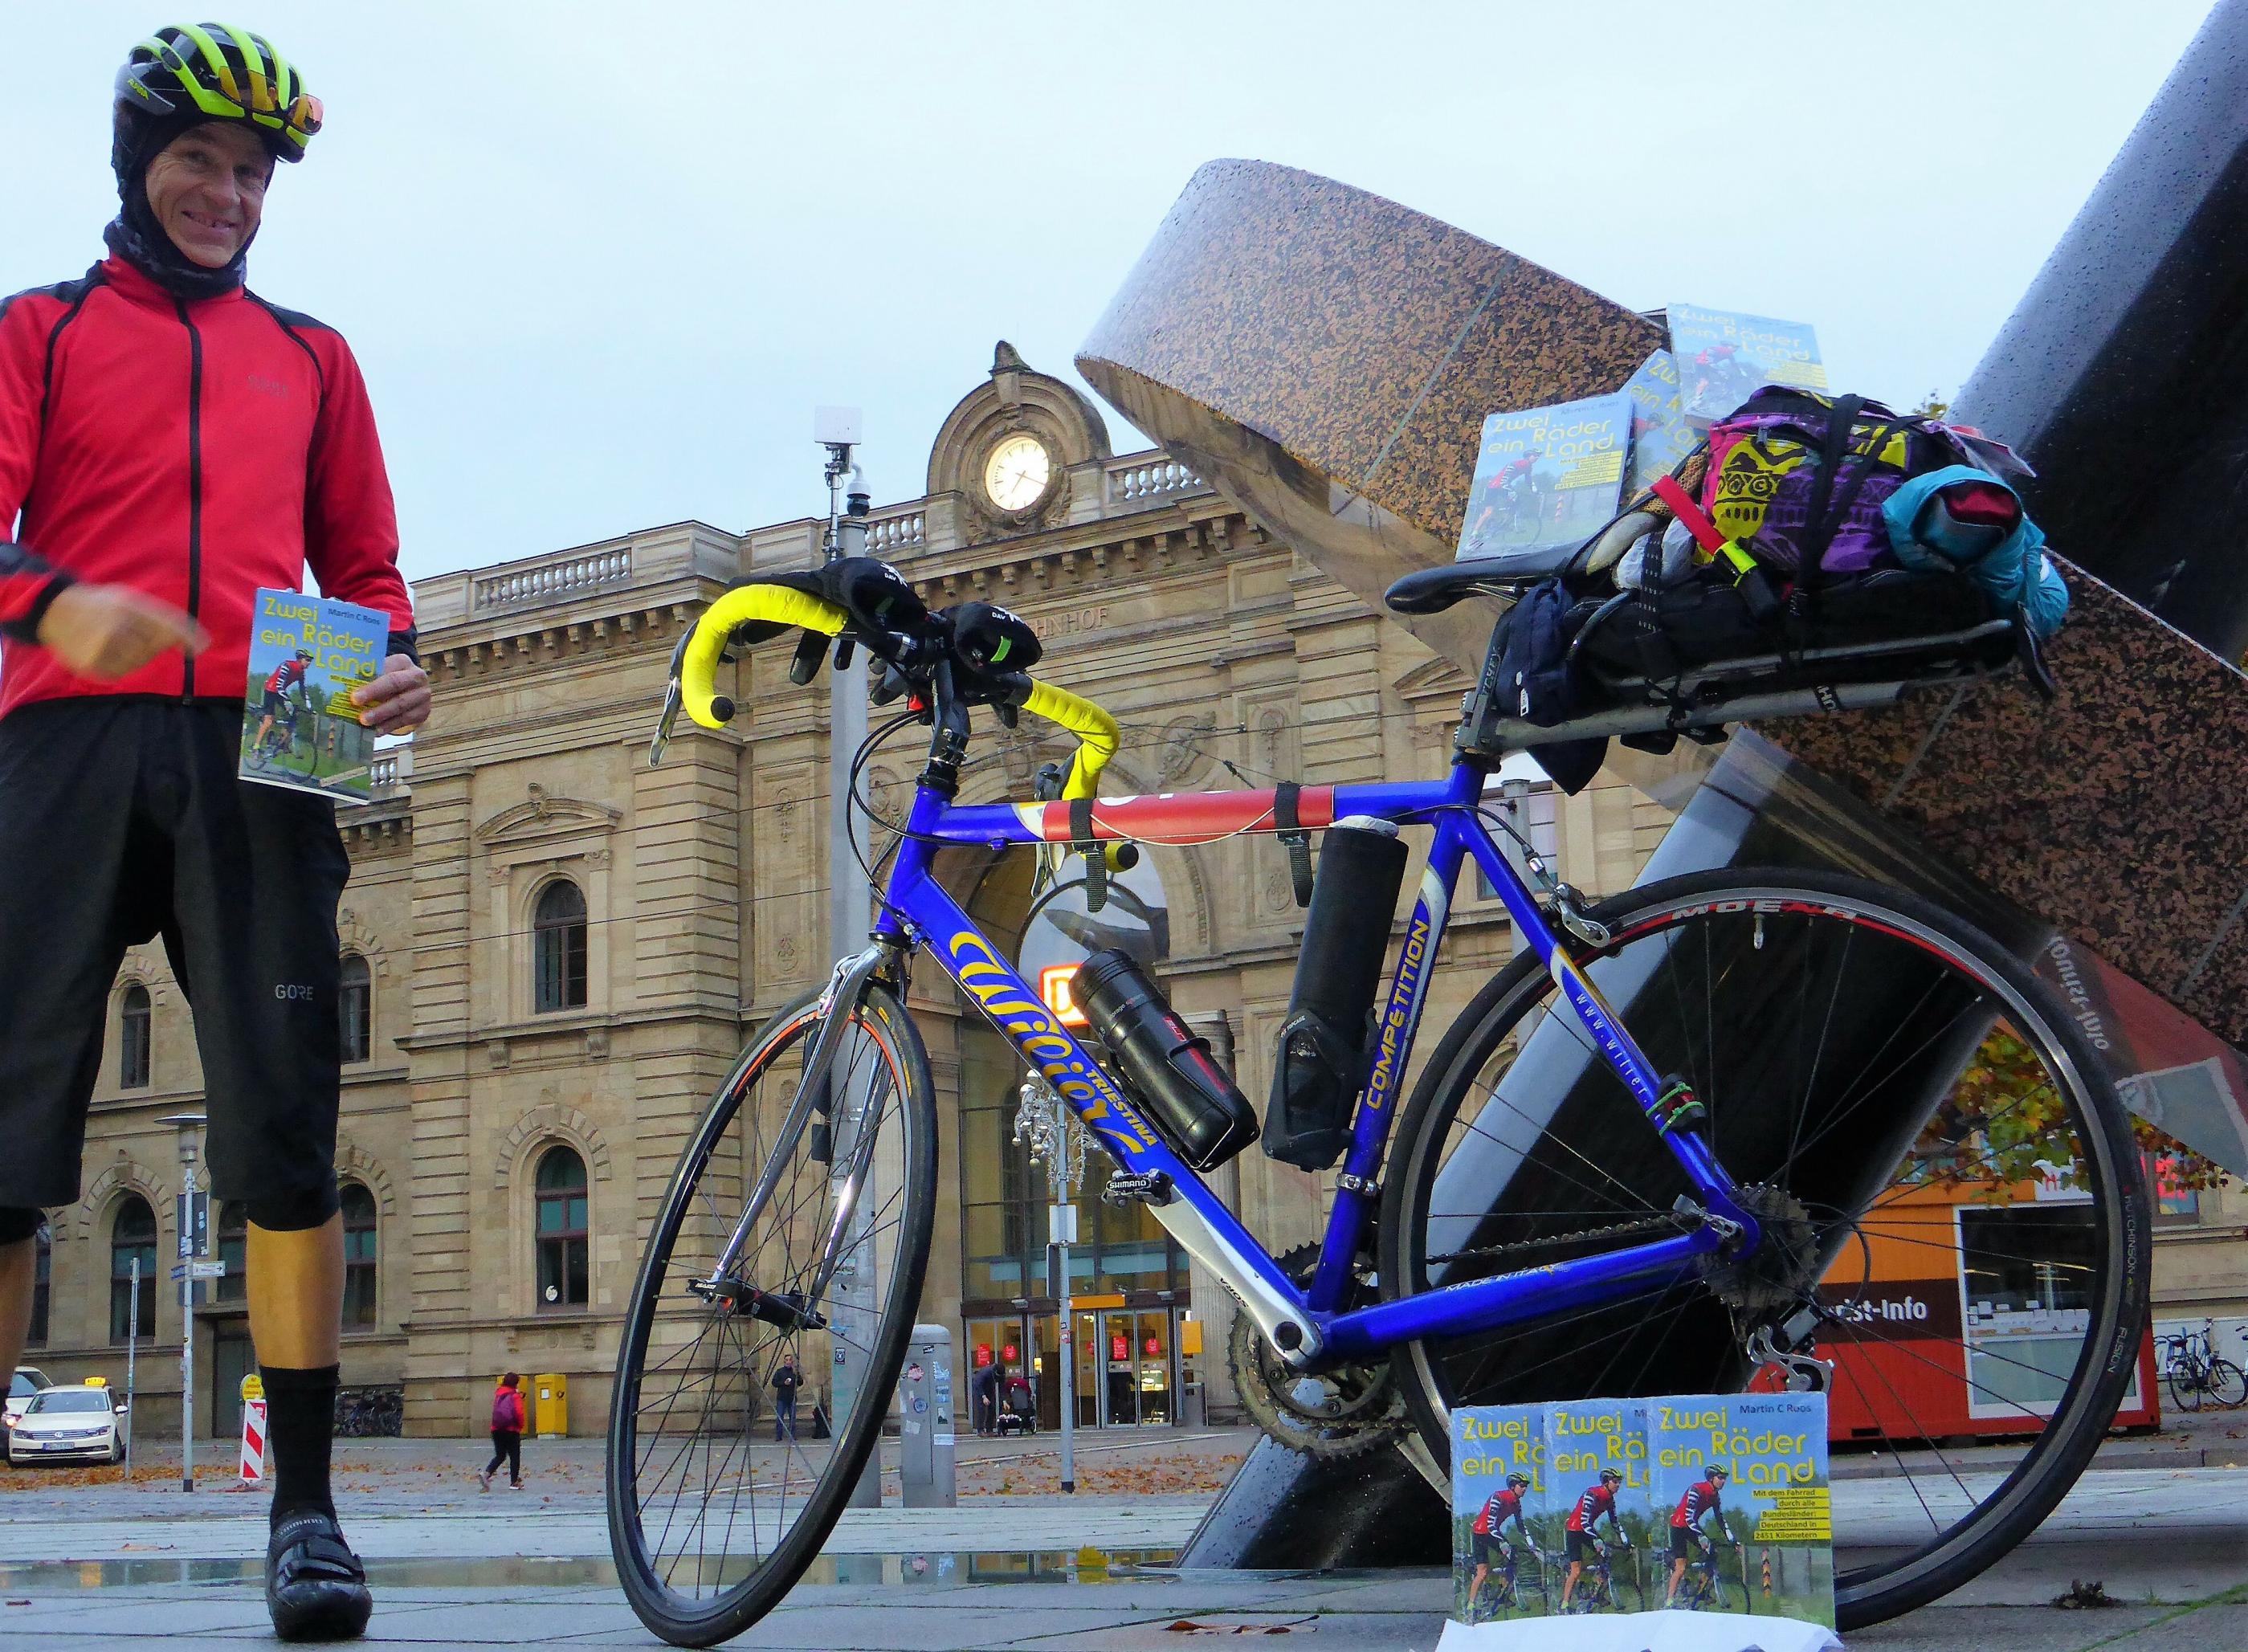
left=875, top=751, right=1760, bottom=1369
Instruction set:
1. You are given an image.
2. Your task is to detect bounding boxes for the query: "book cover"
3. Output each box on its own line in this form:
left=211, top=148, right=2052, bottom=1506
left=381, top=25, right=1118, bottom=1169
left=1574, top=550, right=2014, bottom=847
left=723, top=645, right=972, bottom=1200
left=1667, top=304, right=1827, bottom=426
left=239, top=588, right=386, bottom=802
left=1539, top=1398, right=1654, bottom=1617
left=1456, top=391, right=1631, bottom=561
left=1450, top=1405, right=1548, bottom=1624
left=1622, top=349, right=1697, bottom=496
left=1648, top=1393, right=1834, bottom=1627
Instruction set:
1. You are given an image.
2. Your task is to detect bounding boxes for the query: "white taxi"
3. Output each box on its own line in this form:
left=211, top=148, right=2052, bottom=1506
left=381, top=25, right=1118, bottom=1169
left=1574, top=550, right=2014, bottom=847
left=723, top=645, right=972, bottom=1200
left=3, top=1381, right=125, bottom=1466
left=4, top=1367, right=51, bottom=1427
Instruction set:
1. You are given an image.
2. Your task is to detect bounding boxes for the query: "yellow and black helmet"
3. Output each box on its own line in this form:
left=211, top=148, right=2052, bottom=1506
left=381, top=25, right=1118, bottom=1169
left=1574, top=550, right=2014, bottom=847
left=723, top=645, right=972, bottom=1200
left=114, top=23, right=321, bottom=163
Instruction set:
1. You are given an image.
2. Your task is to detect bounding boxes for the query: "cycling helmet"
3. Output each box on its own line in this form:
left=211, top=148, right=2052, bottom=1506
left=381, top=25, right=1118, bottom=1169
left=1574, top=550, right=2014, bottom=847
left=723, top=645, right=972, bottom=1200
left=1599, top=1467, right=1622, bottom=1484
left=114, top=24, right=321, bottom=167
left=294, top=647, right=315, bottom=659
left=1506, top=1472, right=1530, bottom=1489
left=1707, top=1464, right=1730, bottom=1482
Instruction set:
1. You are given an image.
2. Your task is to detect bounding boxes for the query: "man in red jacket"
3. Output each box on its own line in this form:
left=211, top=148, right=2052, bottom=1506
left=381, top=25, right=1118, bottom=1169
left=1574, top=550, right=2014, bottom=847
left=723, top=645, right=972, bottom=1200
left=0, top=24, right=427, bottom=1642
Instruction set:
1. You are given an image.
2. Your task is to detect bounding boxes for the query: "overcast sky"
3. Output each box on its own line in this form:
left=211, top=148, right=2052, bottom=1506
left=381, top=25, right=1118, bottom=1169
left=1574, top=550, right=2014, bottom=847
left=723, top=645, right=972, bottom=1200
left=6, top=2, right=2217, bottom=585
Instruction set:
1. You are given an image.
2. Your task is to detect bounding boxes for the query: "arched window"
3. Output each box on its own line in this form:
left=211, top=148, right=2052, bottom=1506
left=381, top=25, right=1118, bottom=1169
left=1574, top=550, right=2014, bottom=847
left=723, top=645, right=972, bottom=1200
left=339, top=953, right=372, bottom=1064
left=533, top=881, right=588, bottom=1013
left=341, top=1182, right=378, bottom=1328
left=214, top=1199, right=248, bottom=1303
left=27, top=1222, right=50, bottom=1348
left=534, top=1146, right=590, bottom=1311
left=110, top=1197, right=157, bottom=1343
left=119, top=984, right=152, bottom=1089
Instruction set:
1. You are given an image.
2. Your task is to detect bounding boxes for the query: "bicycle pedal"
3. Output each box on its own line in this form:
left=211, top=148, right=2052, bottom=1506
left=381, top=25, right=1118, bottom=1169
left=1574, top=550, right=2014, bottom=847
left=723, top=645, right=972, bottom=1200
left=1101, top=1169, right=1172, bottom=1207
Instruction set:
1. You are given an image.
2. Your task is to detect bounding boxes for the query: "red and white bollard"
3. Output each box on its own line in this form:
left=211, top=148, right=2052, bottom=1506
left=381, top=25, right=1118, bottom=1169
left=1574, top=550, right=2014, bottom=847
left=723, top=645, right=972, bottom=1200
left=239, top=1373, right=268, bottom=1487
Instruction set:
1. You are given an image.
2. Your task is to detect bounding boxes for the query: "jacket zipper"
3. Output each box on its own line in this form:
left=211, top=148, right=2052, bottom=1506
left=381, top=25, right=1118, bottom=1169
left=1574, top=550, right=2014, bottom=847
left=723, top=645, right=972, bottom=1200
left=176, top=299, right=205, bottom=700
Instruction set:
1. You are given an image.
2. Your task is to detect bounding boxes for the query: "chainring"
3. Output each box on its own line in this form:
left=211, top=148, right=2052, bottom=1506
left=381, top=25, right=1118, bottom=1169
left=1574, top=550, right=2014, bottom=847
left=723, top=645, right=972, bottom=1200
left=1228, top=1244, right=1409, bottom=1459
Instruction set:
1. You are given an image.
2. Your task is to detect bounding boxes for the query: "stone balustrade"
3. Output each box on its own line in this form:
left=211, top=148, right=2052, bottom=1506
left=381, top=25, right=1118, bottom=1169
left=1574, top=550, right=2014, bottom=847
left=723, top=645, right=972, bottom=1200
left=471, top=545, right=633, bottom=612
left=1106, top=456, right=1203, bottom=504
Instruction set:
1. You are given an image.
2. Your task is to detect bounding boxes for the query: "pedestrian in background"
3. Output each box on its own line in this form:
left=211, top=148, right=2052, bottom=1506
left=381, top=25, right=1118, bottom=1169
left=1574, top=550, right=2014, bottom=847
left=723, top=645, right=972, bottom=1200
left=479, top=1373, right=525, bottom=1491
left=770, top=1356, right=802, bottom=1442
left=971, top=1358, right=1000, bottom=1436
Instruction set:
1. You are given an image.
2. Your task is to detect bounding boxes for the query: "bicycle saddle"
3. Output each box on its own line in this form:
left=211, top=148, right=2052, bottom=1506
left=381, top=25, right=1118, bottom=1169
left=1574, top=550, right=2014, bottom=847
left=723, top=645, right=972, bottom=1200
left=1384, top=545, right=1581, bottom=614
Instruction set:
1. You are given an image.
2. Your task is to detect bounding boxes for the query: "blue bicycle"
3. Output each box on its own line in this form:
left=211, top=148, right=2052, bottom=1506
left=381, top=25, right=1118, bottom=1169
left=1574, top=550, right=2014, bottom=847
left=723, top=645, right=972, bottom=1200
left=606, top=569, right=2148, bottom=1646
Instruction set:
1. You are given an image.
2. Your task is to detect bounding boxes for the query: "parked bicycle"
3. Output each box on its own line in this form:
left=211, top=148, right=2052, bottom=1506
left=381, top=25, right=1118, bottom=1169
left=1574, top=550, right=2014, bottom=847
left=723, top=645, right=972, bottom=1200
left=605, top=561, right=2148, bottom=1646
left=2160, top=1320, right=2246, bottom=1411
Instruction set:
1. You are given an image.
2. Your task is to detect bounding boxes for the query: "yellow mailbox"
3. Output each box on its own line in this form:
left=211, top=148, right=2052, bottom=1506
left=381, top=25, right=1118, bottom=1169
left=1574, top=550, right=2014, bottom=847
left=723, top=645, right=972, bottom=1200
left=531, top=1373, right=568, bottom=1438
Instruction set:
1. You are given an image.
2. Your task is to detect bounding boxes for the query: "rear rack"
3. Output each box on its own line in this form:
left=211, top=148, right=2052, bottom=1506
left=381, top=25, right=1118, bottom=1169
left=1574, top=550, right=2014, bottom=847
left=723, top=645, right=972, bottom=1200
left=1460, top=618, right=2016, bottom=756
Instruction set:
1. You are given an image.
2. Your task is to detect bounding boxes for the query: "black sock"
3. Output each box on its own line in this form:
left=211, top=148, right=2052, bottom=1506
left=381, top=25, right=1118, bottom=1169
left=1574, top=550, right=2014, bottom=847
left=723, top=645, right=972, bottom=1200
left=259, top=1363, right=339, bottom=1529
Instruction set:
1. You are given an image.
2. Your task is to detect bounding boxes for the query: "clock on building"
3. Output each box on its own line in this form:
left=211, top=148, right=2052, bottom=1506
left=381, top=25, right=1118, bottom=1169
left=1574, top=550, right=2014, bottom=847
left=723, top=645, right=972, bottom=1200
left=982, top=434, right=1052, bottom=513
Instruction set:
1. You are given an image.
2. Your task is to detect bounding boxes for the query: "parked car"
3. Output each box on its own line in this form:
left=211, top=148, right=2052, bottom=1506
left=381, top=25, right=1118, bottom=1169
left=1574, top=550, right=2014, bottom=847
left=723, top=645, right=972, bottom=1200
left=3, top=1382, right=124, bottom=1466
left=4, top=1367, right=52, bottom=1428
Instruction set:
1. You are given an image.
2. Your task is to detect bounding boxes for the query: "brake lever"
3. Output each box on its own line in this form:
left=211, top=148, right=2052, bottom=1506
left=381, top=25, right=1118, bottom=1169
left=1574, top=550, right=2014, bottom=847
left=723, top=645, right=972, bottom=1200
left=789, top=630, right=829, bottom=686
left=647, top=677, right=683, bottom=769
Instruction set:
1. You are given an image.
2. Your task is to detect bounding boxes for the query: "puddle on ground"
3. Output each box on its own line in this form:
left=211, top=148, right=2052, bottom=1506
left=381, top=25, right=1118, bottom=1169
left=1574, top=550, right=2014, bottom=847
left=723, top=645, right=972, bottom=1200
left=0, top=1549, right=1182, bottom=1593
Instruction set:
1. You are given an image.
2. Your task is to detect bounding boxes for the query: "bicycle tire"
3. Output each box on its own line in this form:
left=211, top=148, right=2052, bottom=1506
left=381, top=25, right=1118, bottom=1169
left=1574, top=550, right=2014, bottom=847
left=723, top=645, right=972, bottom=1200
left=606, top=981, right=935, bottom=1647
left=1380, top=867, right=2149, bottom=1632
left=2166, top=1364, right=2204, bottom=1413
left=2207, top=1358, right=2248, bottom=1410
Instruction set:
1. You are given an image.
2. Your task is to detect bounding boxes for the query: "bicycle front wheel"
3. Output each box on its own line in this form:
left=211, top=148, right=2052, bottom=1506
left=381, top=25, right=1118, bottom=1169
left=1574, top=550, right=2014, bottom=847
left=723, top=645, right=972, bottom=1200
left=2166, top=1363, right=2205, bottom=1413
left=607, top=981, right=936, bottom=1647
left=1381, top=867, right=2149, bottom=1631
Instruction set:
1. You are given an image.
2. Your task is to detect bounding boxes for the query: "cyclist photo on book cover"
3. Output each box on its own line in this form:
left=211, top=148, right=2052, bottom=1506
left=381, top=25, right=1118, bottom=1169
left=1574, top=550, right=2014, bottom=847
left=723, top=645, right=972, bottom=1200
left=239, top=587, right=386, bottom=798
left=1650, top=1393, right=1836, bottom=1628
left=1450, top=1407, right=1548, bottom=1623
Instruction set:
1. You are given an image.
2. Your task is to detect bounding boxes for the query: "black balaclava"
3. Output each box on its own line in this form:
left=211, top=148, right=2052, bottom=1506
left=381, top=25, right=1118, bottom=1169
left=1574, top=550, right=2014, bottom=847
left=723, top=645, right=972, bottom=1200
left=104, top=109, right=263, bottom=300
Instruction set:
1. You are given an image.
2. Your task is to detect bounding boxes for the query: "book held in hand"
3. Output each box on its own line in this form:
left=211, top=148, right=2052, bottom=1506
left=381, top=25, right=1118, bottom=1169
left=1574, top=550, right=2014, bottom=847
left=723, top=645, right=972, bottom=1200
left=1457, top=391, right=1631, bottom=561
left=239, top=588, right=386, bottom=802
left=1668, top=304, right=1826, bottom=426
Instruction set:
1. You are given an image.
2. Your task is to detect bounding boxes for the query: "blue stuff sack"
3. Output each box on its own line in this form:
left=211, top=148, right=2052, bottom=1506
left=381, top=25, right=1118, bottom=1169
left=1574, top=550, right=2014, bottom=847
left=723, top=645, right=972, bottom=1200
left=1883, top=466, right=2069, bottom=641
left=1492, top=577, right=1605, bottom=792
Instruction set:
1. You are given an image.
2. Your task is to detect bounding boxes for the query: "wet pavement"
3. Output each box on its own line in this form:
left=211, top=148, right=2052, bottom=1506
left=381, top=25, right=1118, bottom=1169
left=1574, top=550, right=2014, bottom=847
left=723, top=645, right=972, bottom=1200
left=0, top=1422, right=2240, bottom=1647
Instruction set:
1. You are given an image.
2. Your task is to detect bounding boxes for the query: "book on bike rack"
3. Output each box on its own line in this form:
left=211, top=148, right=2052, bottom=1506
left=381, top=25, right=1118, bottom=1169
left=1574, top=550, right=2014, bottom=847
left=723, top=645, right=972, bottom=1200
left=1455, top=390, right=1631, bottom=561
left=238, top=588, right=386, bottom=802
left=1667, top=304, right=1826, bottom=426
left=1445, top=1393, right=1839, bottom=1650
left=1622, top=349, right=1699, bottom=496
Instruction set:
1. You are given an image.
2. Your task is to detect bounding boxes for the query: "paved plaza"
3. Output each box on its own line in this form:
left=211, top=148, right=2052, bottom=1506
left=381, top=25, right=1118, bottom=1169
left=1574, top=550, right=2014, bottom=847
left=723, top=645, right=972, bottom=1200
left=0, top=1423, right=2242, bottom=1649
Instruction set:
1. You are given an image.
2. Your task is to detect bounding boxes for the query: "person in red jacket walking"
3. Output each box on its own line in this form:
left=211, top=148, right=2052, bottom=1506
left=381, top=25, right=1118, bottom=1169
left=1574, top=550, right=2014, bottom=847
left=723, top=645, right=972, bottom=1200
left=0, top=24, right=428, bottom=1643
left=480, top=1374, right=528, bottom=1492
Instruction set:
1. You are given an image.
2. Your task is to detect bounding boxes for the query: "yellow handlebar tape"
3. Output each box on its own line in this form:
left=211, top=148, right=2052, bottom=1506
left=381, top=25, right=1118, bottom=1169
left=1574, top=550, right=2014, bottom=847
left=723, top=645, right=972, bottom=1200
left=1022, top=678, right=1119, bottom=801
left=680, top=585, right=847, bottom=728
left=676, top=587, right=1121, bottom=804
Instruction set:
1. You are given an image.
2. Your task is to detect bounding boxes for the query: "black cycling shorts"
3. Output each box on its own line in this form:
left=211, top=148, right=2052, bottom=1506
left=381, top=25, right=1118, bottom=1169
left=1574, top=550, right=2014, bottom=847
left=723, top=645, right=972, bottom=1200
left=1471, top=1530, right=1513, bottom=1568
left=1566, top=1529, right=1602, bottom=1564
left=1670, top=1526, right=1706, bottom=1561
left=259, top=687, right=293, bottom=719
left=0, top=699, right=350, bottom=1212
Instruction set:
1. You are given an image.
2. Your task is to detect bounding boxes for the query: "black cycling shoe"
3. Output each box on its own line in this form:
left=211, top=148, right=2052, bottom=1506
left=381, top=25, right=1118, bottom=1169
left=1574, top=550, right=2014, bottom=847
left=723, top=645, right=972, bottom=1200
left=265, top=1510, right=373, bottom=1642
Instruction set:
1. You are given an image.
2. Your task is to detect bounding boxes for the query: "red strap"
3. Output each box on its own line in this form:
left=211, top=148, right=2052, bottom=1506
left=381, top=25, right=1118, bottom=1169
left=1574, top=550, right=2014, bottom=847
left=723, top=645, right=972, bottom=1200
left=1652, top=475, right=1725, bottom=551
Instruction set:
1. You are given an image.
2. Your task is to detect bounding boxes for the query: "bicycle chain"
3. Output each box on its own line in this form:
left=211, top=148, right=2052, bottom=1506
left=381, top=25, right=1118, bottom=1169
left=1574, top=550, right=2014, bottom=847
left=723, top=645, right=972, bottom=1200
left=1428, top=1210, right=1696, bottom=1269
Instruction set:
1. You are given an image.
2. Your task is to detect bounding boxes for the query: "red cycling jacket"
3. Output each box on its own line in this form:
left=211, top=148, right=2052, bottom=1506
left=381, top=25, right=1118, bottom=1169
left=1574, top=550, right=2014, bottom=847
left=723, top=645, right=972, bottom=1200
left=0, top=255, right=414, bottom=720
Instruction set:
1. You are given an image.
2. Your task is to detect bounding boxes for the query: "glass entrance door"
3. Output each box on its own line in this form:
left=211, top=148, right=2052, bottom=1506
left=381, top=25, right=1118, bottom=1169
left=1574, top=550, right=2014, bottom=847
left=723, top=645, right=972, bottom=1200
left=1135, top=1311, right=1173, bottom=1425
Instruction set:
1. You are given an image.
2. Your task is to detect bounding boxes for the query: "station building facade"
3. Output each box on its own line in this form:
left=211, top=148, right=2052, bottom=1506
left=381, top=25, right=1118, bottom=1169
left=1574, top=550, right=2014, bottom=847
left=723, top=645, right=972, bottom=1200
left=24, top=348, right=2244, bottom=1438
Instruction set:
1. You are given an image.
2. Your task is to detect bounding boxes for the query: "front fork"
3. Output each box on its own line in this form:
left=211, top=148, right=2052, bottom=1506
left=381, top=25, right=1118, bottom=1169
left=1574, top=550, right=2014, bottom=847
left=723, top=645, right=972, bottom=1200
left=700, top=940, right=904, bottom=1299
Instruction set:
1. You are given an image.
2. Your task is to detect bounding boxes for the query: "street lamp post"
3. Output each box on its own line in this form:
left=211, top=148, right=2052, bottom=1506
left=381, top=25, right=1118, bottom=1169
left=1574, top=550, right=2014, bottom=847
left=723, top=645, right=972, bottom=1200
left=814, top=405, right=883, bottom=1507
left=161, top=1112, right=208, bottom=1493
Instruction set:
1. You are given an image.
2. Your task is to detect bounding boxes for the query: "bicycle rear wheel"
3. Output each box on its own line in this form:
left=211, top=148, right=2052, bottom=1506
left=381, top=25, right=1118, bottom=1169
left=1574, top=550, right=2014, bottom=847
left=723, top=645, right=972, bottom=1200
left=607, top=981, right=935, bottom=1647
left=2207, top=1358, right=2248, bottom=1410
left=1381, top=867, right=2149, bottom=1631
left=2166, top=1363, right=2205, bottom=1413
